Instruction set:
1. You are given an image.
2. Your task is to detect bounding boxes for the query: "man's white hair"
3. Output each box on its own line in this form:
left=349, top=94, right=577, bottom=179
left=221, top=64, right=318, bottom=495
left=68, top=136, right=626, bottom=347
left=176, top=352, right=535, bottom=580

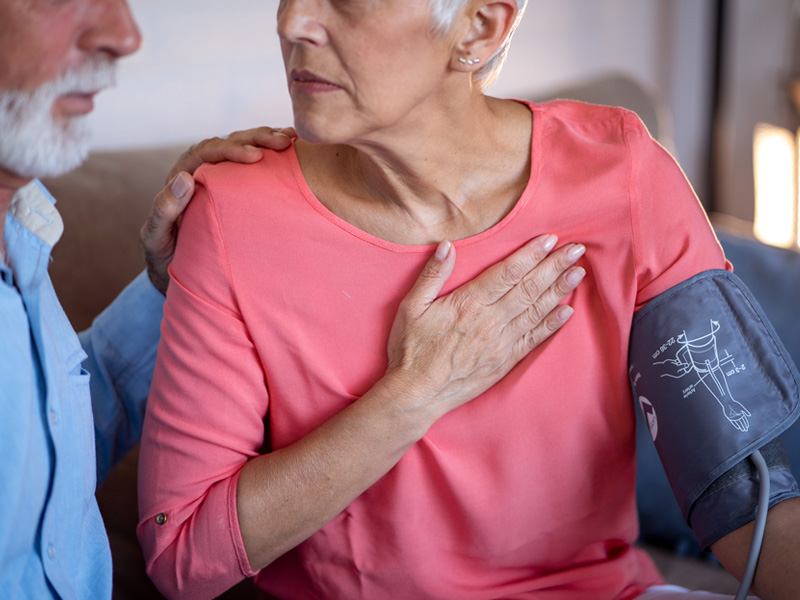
left=428, top=0, right=528, bottom=88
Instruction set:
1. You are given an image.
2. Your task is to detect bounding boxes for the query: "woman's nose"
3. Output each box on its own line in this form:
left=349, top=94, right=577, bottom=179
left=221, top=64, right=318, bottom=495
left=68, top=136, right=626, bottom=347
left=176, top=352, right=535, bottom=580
left=78, top=0, right=142, bottom=58
left=277, top=0, right=329, bottom=46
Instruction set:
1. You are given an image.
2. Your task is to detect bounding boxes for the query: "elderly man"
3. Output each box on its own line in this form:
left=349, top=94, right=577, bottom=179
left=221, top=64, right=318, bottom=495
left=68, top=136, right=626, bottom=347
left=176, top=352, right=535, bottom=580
left=0, top=1, right=294, bottom=597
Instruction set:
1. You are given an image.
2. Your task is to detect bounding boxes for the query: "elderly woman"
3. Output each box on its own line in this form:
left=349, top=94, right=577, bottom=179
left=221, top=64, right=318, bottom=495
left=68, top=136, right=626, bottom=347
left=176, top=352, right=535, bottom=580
left=138, top=1, right=800, bottom=599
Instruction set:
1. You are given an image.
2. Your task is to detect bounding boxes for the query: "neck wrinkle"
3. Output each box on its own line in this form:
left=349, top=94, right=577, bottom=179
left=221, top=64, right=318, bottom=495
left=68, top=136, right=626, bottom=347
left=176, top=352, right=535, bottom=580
left=345, top=95, right=519, bottom=219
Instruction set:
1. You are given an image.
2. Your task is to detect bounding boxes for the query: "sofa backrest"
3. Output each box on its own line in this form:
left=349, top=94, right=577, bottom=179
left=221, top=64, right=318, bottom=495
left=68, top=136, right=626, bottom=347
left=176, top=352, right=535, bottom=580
left=42, top=146, right=185, bottom=331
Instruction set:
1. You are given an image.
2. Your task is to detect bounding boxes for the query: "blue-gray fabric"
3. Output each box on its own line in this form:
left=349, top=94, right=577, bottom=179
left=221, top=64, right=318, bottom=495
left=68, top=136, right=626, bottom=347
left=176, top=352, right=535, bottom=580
left=0, top=181, right=164, bottom=599
left=629, top=270, right=800, bottom=540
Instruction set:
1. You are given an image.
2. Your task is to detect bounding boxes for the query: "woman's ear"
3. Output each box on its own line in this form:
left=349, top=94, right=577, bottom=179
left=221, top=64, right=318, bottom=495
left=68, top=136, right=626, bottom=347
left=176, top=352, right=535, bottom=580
left=452, top=0, right=518, bottom=71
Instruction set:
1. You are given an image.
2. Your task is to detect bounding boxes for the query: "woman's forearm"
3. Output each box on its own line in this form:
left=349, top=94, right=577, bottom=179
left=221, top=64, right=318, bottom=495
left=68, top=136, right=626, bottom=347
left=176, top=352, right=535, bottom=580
left=236, top=371, right=436, bottom=571
left=711, top=497, right=800, bottom=600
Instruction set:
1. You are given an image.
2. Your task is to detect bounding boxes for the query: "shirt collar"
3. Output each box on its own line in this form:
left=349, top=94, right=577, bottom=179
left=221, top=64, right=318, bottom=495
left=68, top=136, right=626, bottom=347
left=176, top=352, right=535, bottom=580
left=8, top=179, right=64, bottom=249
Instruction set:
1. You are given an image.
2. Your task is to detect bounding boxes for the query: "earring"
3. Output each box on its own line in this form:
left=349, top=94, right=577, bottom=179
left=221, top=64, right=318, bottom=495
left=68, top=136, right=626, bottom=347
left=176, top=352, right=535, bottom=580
left=458, top=57, right=481, bottom=66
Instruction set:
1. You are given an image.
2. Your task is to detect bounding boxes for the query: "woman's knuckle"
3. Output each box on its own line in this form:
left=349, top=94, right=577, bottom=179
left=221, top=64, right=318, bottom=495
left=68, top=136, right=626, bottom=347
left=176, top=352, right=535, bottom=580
left=522, top=330, right=540, bottom=351
left=420, top=260, right=442, bottom=280
left=500, top=261, right=525, bottom=286
left=519, top=276, right=542, bottom=303
left=524, top=302, right=545, bottom=325
left=455, top=295, right=481, bottom=319
left=543, top=312, right=564, bottom=333
left=553, top=277, right=574, bottom=297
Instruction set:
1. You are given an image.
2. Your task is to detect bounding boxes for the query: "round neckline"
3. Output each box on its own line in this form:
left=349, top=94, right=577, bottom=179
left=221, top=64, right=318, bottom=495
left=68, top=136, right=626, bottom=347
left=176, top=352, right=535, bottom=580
left=288, top=99, right=542, bottom=254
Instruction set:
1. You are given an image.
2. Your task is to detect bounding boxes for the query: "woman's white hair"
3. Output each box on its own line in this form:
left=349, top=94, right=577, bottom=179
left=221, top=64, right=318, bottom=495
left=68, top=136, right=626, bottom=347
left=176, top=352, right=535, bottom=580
left=428, top=0, right=528, bottom=88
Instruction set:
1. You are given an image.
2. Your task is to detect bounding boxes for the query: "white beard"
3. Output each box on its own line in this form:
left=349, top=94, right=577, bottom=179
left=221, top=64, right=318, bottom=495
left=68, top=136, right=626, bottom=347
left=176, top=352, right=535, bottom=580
left=0, top=58, right=116, bottom=179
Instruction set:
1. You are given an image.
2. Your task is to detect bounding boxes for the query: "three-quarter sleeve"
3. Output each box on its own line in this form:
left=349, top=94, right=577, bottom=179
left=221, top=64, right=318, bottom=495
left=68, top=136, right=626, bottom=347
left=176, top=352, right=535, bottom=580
left=624, top=112, right=731, bottom=307
left=137, top=172, right=267, bottom=599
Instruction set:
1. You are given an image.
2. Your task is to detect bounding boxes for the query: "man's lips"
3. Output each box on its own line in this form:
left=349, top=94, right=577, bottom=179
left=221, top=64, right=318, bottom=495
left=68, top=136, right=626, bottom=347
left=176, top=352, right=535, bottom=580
left=55, top=92, right=99, bottom=116
left=290, top=69, right=341, bottom=93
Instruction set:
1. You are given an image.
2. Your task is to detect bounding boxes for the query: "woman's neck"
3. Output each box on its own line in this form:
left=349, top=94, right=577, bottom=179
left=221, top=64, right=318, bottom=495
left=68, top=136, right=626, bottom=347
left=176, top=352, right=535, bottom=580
left=296, top=96, right=533, bottom=245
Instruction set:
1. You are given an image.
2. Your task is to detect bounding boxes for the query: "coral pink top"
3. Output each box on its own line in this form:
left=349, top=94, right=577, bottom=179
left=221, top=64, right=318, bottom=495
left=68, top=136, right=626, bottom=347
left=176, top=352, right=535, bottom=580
left=138, top=101, right=729, bottom=599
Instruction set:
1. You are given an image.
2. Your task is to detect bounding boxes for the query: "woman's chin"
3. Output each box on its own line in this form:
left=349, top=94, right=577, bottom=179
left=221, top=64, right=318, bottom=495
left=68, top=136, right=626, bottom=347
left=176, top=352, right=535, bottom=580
left=293, top=124, right=344, bottom=146
left=291, top=111, right=358, bottom=146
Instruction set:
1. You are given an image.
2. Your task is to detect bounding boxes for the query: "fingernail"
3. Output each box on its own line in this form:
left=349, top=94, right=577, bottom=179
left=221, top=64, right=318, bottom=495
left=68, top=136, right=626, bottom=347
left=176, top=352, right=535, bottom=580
left=566, top=266, right=585, bottom=286
left=567, top=244, right=585, bottom=261
left=171, top=173, right=191, bottom=199
left=274, top=133, right=290, bottom=139
left=244, top=144, right=259, bottom=151
left=435, top=240, right=451, bottom=261
left=543, top=234, right=558, bottom=252
left=558, top=305, right=574, bottom=322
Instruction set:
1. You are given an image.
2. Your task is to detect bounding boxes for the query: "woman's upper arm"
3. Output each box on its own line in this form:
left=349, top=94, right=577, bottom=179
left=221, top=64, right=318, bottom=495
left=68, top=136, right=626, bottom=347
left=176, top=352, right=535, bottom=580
left=137, top=173, right=268, bottom=599
left=624, top=112, right=730, bottom=308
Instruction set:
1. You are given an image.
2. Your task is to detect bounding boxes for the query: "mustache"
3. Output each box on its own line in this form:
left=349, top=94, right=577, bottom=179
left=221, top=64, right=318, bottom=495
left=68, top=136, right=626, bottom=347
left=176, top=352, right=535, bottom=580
left=0, top=57, right=117, bottom=115
left=55, top=56, right=117, bottom=95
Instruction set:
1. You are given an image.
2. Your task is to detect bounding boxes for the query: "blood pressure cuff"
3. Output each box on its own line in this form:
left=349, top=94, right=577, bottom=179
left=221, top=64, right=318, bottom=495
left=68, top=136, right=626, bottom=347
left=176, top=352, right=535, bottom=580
left=629, top=269, right=800, bottom=548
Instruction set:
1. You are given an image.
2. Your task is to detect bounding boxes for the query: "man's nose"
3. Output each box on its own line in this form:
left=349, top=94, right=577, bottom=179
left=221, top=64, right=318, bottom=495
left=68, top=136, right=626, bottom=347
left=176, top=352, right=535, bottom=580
left=78, top=0, right=142, bottom=59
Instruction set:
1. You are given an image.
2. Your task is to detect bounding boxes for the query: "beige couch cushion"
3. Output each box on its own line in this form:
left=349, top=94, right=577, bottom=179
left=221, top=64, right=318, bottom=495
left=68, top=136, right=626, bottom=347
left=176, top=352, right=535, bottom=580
left=42, top=146, right=183, bottom=332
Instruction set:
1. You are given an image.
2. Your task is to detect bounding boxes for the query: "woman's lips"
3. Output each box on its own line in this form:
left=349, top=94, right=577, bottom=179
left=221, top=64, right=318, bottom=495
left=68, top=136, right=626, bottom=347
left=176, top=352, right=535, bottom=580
left=290, top=69, right=341, bottom=93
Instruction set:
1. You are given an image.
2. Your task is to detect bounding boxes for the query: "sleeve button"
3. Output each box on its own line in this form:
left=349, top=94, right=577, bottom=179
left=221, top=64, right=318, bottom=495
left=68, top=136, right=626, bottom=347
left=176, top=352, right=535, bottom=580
left=155, top=513, right=167, bottom=525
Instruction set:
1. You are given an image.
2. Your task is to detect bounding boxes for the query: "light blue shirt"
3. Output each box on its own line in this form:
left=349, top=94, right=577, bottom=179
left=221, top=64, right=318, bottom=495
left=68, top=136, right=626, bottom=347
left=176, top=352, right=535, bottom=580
left=0, top=181, right=164, bottom=599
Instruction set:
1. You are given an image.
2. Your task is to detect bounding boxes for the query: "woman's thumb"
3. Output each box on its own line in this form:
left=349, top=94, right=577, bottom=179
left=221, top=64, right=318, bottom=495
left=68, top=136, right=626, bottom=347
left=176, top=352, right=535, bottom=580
left=404, top=241, right=455, bottom=315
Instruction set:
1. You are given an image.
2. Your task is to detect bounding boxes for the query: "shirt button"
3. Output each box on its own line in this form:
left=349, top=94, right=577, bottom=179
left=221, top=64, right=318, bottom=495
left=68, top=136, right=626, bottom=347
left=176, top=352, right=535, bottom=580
left=155, top=513, right=167, bottom=525
left=47, top=544, right=56, bottom=559
left=49, top=410, right=59, bottom=426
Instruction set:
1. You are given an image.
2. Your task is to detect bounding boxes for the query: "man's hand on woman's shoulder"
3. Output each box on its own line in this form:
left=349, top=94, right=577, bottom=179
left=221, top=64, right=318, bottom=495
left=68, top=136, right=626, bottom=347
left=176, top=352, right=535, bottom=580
left=141, top=126, right=297, bottom=295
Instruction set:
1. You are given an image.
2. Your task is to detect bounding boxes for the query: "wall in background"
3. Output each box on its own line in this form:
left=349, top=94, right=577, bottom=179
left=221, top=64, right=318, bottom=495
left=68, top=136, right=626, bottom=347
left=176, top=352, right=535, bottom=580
left=90, top=0, right=714, bottom=201
left=715, top=0, right=798, bottom=222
